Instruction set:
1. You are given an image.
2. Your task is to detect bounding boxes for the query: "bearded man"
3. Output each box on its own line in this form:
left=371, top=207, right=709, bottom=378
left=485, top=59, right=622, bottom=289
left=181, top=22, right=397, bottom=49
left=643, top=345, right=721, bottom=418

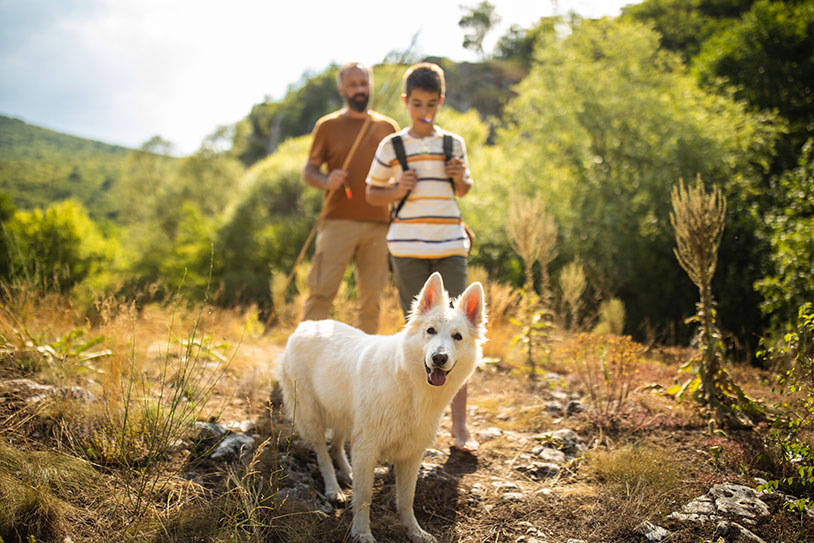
left=300, top=62, right=399, bottom=333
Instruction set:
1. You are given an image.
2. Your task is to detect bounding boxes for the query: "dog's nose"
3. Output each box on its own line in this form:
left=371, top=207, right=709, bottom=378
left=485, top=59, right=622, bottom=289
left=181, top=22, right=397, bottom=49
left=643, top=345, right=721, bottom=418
left=432, top=353, right=448, bottom=366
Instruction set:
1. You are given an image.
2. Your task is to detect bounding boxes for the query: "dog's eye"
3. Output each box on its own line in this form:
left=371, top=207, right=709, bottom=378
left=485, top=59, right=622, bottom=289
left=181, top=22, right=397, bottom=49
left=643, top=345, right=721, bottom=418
left=452, top=332, right=463, bottom=341
left=427, top=327, right=437, bottom=335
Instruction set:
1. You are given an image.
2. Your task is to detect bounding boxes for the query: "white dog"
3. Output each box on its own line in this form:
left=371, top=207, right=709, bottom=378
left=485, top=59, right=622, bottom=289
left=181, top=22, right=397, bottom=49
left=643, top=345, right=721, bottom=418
left=277, top=272, right=486, bottom=543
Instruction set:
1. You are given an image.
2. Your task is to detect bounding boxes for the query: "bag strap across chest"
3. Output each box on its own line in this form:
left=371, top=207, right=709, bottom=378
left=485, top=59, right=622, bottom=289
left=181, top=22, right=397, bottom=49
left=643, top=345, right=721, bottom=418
left=391, top=134, right=453, bottom=220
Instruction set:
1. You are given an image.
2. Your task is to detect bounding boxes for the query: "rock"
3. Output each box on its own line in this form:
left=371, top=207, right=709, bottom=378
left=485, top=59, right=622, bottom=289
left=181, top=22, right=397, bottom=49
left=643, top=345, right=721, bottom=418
left=713, top=520, right=766, bottom=543
left=534, top=428, right=584, bottom=456
left=501, top=492, right=524, bottom=502
left=493, top=480, right=520, bottom=491
left=517, top=462, right=561, bottom=480
left=424, top=448, right=445, bottom=459
left=637, top=521, right=671, bottom=542
left=545, top=401, right=565, bottom=416
left=419, top=462, right=458, bottom=483
left=550, top=390, right=569, bottom=401
left=536, top=447, right=566, bottom=464
left=2, top=378, right=96, bottom=404
left=566, top=400, right=584, bottom=415
left=667, top=483, right=774, bottom=529
left=278, top=482, right=313, bottom=502
left=225, top=419, right=256, bottom=433
left=210, top=433, right=255, bottom=461
left=681, top=495, right=717, bottom=516
left=194, top=421, right=228, bottom=440
left=709, top=483, right=770, bottom=523
left=477, top=427, right=503, bottom=441
left=469, top=482, right=487, bottom=501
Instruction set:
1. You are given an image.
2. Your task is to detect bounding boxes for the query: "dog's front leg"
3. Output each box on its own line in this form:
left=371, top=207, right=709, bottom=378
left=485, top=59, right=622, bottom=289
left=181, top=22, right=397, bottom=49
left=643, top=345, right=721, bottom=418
left=350, top=446, right=377, bottom=543
left=394, top=454, right=437, bottom=543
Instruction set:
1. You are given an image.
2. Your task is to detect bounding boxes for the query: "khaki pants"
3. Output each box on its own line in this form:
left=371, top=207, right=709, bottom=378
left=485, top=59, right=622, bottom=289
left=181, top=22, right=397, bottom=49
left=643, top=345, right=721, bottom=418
left=302, top=219, right=389, bottom=334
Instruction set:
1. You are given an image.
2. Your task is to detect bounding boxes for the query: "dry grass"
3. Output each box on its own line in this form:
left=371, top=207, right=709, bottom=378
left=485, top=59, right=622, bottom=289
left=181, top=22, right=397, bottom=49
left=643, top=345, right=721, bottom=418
left=1, top=276, right=812, bottom=542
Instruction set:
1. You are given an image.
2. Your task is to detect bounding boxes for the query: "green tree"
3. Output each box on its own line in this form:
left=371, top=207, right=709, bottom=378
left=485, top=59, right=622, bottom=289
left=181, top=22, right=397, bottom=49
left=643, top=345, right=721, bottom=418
left=115, top=137, right=241, bottom=300
left=693, top=0, right=814, bottom=172
left=495, top=19, right=557, bottom=68
left=4, top=200, right=114, bottom=292
left=497, top=17, right=777, bottom=342
left=459, top=1, right=501, bottom=58
left=755, top=140, right=814, bottom=329
left=623, top=0, right=756, bottom=60
left=212, top=136, right=321, bottom=310
left=0, top=191, right=17, bottom=280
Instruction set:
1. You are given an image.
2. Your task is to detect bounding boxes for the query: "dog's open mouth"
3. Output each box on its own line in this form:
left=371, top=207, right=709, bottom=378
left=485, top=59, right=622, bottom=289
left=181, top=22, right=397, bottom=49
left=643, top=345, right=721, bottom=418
left=425, top=364, right=449, bottom=386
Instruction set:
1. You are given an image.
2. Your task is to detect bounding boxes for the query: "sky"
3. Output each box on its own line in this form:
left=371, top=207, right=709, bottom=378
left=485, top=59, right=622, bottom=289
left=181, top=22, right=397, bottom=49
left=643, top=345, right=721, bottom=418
left=0, top=0, right=639, bottom=156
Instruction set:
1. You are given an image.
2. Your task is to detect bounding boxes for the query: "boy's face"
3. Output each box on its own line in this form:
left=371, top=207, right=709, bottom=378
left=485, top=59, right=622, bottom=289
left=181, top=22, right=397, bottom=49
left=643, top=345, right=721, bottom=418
left=338, top=67, right=370, bottom=112
left=403, top=88, right=444, bottom=126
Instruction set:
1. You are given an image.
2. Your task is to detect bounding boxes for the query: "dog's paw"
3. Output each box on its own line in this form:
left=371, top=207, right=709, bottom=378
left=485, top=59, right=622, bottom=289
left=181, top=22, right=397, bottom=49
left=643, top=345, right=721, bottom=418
left=350, top=532, right=376, bottom=543
left=406, top=527, right=437, bottom=543
left=326, top=489, right=348, bottom=506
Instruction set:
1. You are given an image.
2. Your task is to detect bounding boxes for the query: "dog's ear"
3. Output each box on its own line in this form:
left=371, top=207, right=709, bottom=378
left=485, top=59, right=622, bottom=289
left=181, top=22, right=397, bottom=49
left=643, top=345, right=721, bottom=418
left=414, top=272, right=445, bottom=316
left=456, top=281, right=485, bottom=328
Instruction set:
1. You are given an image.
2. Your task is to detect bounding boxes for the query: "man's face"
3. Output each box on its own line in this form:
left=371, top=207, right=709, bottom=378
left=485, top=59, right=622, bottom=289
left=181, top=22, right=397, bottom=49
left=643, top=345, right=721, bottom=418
left=339, top=67, right=370, bottom=112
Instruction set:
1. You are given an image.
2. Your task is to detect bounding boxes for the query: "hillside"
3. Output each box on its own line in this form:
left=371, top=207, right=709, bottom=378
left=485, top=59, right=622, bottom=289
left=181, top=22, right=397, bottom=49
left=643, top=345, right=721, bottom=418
left=0, top=115, right=131, bottom=219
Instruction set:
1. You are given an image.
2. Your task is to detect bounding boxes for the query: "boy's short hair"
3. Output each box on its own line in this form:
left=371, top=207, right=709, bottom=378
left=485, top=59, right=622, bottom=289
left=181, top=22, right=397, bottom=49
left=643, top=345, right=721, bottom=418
left=336, top=62, right=371, bottom=87
left=403, top=62, right=445, bottom=98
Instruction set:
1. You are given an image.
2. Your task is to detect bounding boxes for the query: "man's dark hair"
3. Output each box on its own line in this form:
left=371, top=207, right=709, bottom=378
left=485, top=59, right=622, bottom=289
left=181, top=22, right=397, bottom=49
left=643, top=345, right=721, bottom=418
left=403, top=62, right=445, bottom=98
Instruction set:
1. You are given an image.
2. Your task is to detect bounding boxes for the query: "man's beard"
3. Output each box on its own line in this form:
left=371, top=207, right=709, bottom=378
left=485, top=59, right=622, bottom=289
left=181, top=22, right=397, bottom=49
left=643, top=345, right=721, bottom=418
left=347, top=93, right=369, bottom=112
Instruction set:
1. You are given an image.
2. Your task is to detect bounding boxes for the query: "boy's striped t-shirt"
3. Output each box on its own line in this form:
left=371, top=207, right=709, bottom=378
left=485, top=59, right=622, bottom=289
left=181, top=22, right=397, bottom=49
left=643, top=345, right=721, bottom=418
left=366, top=127, right=471, bottom=259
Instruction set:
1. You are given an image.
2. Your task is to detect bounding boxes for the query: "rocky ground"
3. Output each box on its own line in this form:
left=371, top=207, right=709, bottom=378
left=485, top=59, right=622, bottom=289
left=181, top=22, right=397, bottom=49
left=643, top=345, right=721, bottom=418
left=2, top=343, right=813, bottom=542
left=175, top=362, right=814, bottom=543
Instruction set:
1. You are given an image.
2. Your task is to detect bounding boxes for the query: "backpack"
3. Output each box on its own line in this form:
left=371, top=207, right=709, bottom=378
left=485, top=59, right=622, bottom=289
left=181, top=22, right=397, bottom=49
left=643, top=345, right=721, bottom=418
left=390, top=134, right=453, bottom=219
left=389, top=134, right=475, bottom=254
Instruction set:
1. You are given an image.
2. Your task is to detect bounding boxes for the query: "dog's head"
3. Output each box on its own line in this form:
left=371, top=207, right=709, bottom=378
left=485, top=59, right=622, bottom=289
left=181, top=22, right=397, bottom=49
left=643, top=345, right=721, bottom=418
left=407, top=272, right=487, bottom=387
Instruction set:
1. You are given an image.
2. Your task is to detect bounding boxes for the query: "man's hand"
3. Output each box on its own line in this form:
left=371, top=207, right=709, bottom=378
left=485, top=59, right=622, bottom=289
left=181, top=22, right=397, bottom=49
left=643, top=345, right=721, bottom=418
left=325, top=169, right=348, bottom=191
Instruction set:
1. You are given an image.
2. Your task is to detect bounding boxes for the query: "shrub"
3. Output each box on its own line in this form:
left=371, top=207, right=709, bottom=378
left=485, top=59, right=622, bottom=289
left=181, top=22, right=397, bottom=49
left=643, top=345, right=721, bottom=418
left=758, top=302, right=814, bottom=511
left=3, top=200, right=117, bottom=293
left=562, top=333, right=642, bottom=431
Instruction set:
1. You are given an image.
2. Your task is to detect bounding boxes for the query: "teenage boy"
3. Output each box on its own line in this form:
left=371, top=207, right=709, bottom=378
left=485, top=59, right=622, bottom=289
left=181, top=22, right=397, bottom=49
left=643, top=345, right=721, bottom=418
left=301, top=62, right=399, bottom=334
left=366, top=62, right=478, bottom=453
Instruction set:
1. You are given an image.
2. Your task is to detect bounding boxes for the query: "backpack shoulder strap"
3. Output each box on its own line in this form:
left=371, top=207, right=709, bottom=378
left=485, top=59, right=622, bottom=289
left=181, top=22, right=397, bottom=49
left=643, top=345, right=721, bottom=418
left=442, top=134, right=456, bottom=188
left=390, top=135, right=410, bottom=221
left=391, top=135, right=409, bottom=171
left=443, top=134, right=453, bottom=162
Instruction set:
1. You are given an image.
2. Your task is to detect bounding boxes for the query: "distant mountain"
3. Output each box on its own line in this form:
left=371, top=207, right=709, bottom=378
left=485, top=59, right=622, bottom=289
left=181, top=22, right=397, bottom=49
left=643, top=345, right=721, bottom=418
left=0, top=115, right=132, bottom=219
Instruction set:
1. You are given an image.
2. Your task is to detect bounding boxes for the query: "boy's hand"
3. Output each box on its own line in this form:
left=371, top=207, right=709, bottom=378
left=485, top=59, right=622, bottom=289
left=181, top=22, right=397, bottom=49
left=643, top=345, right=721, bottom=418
left=445, top=157, right=465, bottom=184
left=324, top=169, right=347, bottom=191
left=396, top=169, right=418, bottom=197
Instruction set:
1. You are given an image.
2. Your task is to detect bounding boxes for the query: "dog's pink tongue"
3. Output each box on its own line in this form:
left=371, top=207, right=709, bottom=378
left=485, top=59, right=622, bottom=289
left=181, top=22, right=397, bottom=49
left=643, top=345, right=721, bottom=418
left=429, top=368, right=447, bottom=386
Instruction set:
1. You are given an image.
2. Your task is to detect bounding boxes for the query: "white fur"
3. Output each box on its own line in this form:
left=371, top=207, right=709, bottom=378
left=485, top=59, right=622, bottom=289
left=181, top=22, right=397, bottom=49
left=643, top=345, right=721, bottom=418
left=277, top=272, right=486, bottom=543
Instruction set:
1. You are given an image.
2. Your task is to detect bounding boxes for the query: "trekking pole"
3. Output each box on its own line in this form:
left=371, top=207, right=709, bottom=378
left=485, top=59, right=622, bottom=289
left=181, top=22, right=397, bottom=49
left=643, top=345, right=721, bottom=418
left=264, top=31, right=420, bottom=332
